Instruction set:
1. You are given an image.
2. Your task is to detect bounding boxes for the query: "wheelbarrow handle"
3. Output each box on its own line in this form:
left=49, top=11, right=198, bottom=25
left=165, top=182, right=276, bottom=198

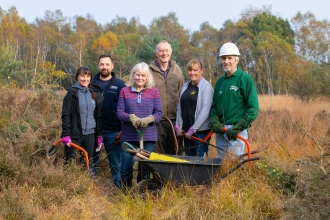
left=48, top=139, right=90, bottom=170
left=218, top=157, right=260, bottom=181
left=190, top=129, right=253, bottom=164
left=126, top=149, right=150, bottom=158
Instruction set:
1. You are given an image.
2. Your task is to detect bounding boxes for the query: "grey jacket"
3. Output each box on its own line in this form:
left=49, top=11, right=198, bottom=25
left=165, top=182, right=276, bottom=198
left=72, top=83, right=96, bottom=135
left=176, top=77, right=214, bottom=132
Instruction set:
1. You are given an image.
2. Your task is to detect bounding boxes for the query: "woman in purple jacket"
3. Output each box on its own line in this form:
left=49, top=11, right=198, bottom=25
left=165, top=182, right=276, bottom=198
left=117, top=62, right=163, bottom=188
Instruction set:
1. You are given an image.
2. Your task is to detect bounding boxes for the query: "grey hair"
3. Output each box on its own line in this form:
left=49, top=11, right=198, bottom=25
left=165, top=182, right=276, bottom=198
left=155, top=40, right=172, bottom=52
left=127, top=62, right=155, bottom=89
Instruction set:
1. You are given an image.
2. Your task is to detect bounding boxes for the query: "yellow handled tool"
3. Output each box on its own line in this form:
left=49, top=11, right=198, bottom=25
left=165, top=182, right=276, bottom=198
left=149, top=152, right=190, bottom=163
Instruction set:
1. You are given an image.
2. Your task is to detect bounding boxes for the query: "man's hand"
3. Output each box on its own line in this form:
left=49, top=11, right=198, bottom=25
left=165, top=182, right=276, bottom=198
left=226, top=119, right=249, bottom=140
left=208, top=116, right=225, bottom=134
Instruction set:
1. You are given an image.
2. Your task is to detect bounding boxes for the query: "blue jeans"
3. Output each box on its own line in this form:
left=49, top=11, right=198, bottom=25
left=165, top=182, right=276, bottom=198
left=184, top=133, right=209, bottom=157
left=93, top=130, right=122, bottom=188
left=121, top=141, right=155, bottom=188
left=216, top=126, right=248, bottom=159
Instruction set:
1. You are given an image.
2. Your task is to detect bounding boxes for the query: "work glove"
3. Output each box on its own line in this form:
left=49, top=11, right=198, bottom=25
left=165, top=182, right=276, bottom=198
left=129, top=114, right=141, bottom=128
left=226, top=119, right=249, bottom=141
left=185, top=126, right=195, bottom=139
left=62, top=136, right=71, bottom=146
left=95, top=136, right=104, bottom=152
left=139, top=115, right=154, bottom=127
left=174, top=125, right=184, bottom=136
left=208, top=116, right=225, bottom=134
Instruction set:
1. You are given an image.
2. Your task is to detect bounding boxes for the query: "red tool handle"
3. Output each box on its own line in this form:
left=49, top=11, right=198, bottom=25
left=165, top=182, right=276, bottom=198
left=192, top=129, right=252, bottom=164
left=53, top=139, right=90, bottom=169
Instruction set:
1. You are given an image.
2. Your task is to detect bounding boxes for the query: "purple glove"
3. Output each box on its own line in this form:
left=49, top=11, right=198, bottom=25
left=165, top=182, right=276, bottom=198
left=174, top=125, right=183, bottom=136
left=96, top=136, right=104, bottom=152
left=185, top=126, right=195, bottom=139
left=62, top=136, right=71, bottom=146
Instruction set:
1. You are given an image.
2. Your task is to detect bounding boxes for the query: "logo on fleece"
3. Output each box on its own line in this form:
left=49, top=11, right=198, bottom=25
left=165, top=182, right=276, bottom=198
left=230, top=86, right=238, bottom=91
left=190, top=91, right=197, bottom=95
left=110, top=85, right=118, bottom=90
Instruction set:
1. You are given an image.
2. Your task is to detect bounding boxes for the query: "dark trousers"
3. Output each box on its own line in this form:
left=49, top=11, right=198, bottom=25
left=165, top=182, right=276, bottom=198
left=154, top=120, right=176, bottom=155
left=64, top=133, right=95, bottom=165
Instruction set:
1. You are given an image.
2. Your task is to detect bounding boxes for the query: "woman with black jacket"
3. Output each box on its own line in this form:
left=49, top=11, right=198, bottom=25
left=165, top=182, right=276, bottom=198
left=61, top=66, right=103, bottom=169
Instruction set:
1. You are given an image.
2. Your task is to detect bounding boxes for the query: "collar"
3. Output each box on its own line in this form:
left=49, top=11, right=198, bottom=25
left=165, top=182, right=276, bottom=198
left=131, top=86, right=146, bottom=93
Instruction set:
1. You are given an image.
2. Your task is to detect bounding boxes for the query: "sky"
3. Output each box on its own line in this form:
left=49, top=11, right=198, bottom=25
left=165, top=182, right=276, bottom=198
left=1, top=0, right=329, bottom=32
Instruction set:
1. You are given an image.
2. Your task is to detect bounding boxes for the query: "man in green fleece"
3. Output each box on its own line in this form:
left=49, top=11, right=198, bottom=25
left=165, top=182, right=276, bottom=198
left=209, top=42, right=259, bottom=159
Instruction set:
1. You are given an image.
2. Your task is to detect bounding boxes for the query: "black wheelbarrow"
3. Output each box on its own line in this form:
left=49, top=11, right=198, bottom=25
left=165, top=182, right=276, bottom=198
left=130, top=149, right=259, bottom=194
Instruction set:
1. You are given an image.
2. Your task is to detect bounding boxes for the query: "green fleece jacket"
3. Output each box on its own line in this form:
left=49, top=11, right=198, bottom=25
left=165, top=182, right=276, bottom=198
left=210, top=67, right=259, bottom=125
left=149, top=60, right=184, bottom=120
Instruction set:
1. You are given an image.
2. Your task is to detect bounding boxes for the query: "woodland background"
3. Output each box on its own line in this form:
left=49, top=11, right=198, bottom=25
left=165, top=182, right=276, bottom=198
left=0, top=5, right=329, bottom=100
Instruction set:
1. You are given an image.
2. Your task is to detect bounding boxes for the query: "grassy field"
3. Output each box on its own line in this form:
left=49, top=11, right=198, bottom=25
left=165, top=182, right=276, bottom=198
left=0, top=88, right=329, bottom=219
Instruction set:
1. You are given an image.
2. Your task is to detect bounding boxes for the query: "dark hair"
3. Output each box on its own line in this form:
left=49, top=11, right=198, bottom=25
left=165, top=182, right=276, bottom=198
left=75, top=66, right=92, bottom=81
left=98, top=54, right=113, bottom=63
left=186, top=58, right=203, bottom=71
left=75, top=66, right=95, bottom=96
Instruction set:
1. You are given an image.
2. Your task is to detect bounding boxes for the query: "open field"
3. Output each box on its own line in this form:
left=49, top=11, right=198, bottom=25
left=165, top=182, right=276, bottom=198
left=0, top=89, right=329, bottom=219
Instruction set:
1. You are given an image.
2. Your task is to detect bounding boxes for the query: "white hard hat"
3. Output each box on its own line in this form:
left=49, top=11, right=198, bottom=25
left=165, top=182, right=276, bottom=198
left=219, top=42, right=240, bottom=56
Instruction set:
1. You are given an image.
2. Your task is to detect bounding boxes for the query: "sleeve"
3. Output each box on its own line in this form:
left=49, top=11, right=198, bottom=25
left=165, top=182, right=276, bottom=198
left=175, top=85, right=186, bottom=127
left=152, top=88, right=163, bottom=123
left=209, top=80, right=219, bottom=119
left=95, top=94, right=103, bottom=136
left=61, top=93, right=72, bottom=137
left=116, top=88, right=130, bottom=122
left=243, top=76, right=259, bottom=124
left=178, top=67, right=184, bottom=93
left=193, top=82, right=214, bottom=132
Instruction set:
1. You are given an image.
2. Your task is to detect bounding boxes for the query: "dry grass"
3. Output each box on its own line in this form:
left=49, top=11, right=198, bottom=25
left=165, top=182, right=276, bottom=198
left=0, top=88, right=329, bottom=219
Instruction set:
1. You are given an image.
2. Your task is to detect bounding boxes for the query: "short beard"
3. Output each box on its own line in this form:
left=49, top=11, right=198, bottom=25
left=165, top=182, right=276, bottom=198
left=100, top=69, right=111, bottom=78
left=223, top=66, right=236, bottom=75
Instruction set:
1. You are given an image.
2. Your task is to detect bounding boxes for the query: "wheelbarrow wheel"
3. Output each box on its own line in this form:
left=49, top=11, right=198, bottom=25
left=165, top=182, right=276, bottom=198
left=131, top=179, right=163, bottom=197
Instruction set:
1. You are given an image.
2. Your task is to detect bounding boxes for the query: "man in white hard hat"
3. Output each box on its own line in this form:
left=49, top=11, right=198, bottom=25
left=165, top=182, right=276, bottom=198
left=208, top=42, right=259, bottom=159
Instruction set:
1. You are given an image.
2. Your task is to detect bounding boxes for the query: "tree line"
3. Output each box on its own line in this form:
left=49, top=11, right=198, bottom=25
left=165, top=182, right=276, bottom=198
left=0, top=5, right=329, bottom=100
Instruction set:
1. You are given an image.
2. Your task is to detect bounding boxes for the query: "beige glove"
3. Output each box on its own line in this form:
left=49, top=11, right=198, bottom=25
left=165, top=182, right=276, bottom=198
left=129, top=114, right=140, bottom=128
left=139, top=115, right=154, bottom=127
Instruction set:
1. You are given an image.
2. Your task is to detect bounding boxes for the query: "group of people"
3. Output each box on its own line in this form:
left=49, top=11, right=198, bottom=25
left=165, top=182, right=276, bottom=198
left=60, top=40, right=259, bottom=189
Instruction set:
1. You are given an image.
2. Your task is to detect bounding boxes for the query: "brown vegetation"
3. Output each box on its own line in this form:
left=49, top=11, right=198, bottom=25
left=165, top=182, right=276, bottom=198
left=0, top=88, right=329, bottom=219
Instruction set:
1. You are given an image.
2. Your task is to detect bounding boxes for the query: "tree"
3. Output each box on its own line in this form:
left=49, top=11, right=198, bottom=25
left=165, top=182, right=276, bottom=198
left=255, top=32, right=293, bottom=95
left=113, top=39, right=139, bottom=80
left=0, top=6, right=34, bottom=69
left=0, top=45, right=23, bottom=84
left=236, top=9, right=295, bottom=95
left=291, top=12, right=330, bottom=64
left=248, top=12, right=294, bottom=45
left=105, top=16, right=147, bottom=36
left=68, top=15, right=102, bottom=70
left=90, top=31, right=119, bottom=56
left=190, top=22, right=221, bottom=84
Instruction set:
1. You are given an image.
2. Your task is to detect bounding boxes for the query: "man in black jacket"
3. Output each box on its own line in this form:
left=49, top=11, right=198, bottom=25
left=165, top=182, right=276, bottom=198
left=91, top=54, right=126, bottom=188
